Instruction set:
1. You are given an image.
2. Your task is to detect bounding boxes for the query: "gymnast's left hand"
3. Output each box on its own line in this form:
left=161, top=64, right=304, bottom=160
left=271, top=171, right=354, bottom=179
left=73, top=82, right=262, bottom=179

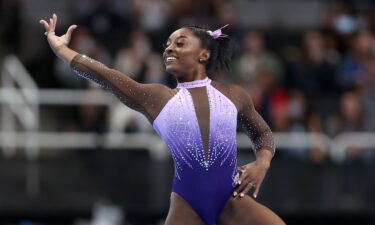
left=233, top=149, right=272, bottom=199
left=39, top=13, right=77, bottom=54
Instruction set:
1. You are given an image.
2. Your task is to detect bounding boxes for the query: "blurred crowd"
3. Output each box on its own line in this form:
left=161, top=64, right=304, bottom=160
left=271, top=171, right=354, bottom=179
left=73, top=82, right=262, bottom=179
left=1, top=0, right=375, bottom=164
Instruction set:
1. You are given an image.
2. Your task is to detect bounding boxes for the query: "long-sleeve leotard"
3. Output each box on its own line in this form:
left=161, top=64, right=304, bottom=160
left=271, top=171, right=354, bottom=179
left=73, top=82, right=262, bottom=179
left=70, top=54, right=175, bottom=122
left=70, top=53, right=275, bottom=155
left=70, top=53, right=275, bottom=225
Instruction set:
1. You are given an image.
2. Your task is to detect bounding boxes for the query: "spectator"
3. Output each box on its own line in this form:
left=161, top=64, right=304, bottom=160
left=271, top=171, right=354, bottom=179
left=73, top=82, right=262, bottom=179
left=235, top=30, right=284, bottom=85
left=74, top=0, right=132, bottom=54
left=340, top=30, right=375, bottom=91
left=362, top=57, right=375, bottom=131
left=238, top=59, right=285, bottom=127
left=77, top=85, right=108, bottom=134
left=283, top=91, right=327, bottom=163
left=113, top=30, right=165, bottom=84
left=329, top=91, right=371, bottom=162
left=131, top=0, right=170, bottom=33
left=110, top=30, right=163, bottom=133
left=288, top=30, right=340, bottom=121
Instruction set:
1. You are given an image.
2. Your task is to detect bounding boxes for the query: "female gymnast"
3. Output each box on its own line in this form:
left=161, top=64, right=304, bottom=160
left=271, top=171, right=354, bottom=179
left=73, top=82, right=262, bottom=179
left=40, top=14, right=285, bottom=225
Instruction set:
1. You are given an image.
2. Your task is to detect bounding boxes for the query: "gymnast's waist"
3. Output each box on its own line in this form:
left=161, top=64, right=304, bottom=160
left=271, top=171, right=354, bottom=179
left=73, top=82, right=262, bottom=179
left=172, top=171, right=235, bottom=198
left=174, top=164, right=236, bottom=186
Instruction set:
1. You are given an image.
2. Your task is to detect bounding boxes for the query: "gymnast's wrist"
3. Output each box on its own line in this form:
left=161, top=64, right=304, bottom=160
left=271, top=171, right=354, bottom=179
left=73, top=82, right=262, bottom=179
left=255, top=149, right=272, bottom=169
left=54, top=44, right=67, bottom=54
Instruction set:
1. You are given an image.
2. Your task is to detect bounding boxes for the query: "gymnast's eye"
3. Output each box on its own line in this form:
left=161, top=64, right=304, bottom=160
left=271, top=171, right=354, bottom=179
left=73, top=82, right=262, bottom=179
left=176, top=42, right=184, bottom=47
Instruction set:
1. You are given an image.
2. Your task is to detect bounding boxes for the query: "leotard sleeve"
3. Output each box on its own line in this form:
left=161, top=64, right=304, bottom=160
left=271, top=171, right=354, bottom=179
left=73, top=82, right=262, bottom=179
left=229, top=85, right=276, bottom=156
left=70, top=54, right=174, bottom=122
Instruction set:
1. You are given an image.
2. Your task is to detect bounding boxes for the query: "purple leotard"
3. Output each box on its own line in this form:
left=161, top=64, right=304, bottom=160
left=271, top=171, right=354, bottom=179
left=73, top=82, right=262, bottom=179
left=153, top=77, right=238, bottom=224
left=70, top=54, right=275, bottom=225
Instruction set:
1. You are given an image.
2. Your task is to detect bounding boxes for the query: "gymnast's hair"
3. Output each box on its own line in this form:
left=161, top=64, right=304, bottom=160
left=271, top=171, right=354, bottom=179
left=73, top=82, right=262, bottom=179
left=184, top=25, right=236, bottom=74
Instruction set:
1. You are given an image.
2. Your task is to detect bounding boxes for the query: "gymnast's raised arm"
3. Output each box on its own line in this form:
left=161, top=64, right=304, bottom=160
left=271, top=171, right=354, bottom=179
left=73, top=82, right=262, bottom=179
left=39, top=14, right=173, bottom=122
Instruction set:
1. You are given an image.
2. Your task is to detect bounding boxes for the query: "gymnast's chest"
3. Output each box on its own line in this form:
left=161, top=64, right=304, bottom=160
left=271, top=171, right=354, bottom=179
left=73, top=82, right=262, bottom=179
left=153, top=88, right=238, bottom=138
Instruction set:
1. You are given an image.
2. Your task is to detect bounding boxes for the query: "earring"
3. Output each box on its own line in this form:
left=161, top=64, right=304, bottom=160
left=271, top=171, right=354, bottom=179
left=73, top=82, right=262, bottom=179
left=199, top=58, right=204, bottom=63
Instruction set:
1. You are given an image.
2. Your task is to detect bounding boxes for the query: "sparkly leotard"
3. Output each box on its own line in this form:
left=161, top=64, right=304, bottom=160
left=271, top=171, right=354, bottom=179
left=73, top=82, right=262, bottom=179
left=153, top=78, right=238, bottom=225
left=71, top=54, right=275, bottom=225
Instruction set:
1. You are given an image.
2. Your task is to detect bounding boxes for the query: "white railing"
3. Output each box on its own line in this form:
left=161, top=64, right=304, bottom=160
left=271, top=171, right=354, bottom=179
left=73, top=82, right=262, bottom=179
left=1, top=54, right=374, bottom=195
left=0, top=128, right=373, bottom=162
left=1, top=87, right=373, bottom=163
left=1, top=55, right=39, bottom=158
left=1, top=55, right=40, bottom=196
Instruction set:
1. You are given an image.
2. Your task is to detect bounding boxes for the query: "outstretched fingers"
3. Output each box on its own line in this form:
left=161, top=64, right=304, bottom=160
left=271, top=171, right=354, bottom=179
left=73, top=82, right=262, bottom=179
left=39, top=20, right=50, bottom=35
left=52, top=13, right=57, bottom=31
left=49, top=18, right=54, bottom=31
left=39, top=13, right=57, bottom=36
left=66, top=25, right=78, bottom=37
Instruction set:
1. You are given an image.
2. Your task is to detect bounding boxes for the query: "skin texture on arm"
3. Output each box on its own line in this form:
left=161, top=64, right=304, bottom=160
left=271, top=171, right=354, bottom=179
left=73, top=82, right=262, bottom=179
left=70, top=54, right=174, bottom=121
left=54, top=45, right=78, bottom=64
left=227, top=84, right=275, bottom=198
left=40, top=14, right=174, bottom=122
left=235, top=85, right=275, bottom=156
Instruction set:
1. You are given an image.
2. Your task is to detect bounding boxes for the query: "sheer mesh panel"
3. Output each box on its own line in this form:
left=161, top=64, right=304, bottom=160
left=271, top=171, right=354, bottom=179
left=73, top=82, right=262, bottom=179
left=71, top=54, right=275, bottom=155
left=70, top=54, right=176, bottom=122
left=187, top=87, right=210, bottom=158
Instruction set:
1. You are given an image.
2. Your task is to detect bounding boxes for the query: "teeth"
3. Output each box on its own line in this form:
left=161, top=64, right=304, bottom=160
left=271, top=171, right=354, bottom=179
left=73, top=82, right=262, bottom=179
left=166, top=57, right=177, bottom=62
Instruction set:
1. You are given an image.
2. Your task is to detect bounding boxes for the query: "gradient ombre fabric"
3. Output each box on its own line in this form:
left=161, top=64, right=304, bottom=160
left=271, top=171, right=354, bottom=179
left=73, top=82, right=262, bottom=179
left=153, top=77, right=238, bottom=224
left=71, top=54, right=275, bottom=225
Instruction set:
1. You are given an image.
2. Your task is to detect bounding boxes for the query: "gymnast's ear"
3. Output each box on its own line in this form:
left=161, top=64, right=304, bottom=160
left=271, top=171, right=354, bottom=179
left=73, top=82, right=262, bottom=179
left=199, top=49, right=210, bottom=63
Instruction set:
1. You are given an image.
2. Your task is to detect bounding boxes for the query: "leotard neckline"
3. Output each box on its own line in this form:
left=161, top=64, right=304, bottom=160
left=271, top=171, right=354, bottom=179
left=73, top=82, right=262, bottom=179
left=177, top=77, right=211, bottom=89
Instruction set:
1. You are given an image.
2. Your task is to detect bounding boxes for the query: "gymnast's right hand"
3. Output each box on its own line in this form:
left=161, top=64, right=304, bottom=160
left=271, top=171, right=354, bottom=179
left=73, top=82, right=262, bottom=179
left=39, top=13, right=77, bottom=54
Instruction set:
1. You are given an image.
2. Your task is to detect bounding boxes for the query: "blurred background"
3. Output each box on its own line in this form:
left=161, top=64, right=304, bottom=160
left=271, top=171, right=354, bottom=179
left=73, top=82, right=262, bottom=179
left=0, top=0, right=375, bottom=224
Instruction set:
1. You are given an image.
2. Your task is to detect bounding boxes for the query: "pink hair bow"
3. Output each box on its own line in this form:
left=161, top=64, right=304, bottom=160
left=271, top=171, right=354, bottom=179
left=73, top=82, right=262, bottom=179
left=207, top=24, right=229, bottom=39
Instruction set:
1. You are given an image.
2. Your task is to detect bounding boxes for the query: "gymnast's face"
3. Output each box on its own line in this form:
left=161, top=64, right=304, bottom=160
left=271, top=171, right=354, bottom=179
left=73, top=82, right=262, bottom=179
left=163, top=28, right=209, bottom=78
